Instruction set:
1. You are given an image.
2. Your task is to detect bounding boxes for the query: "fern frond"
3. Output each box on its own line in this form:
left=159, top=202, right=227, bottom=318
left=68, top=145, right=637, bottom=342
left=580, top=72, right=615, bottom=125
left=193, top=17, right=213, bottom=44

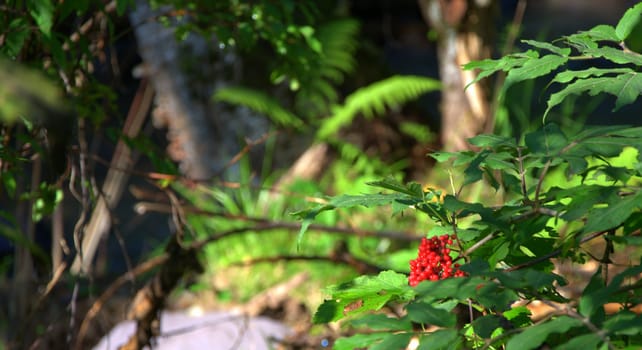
left=316, top=75, right=441, bottom=139
left=316, top=19, right=360, bottom=83
left=296, top=19, right=360, bottom=117
left=214, top=86, right=304, bottom=130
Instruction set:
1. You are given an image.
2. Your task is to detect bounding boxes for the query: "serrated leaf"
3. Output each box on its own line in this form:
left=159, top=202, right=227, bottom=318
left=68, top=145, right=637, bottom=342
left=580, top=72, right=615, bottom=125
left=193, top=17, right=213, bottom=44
left=463, top=52, right=533, bottom=89
left=317, top=75, right=440, bottom=139
left=544, top=73, right=642, bottom=121
left=583, top=24, right=620, bottom=42
left=583, top=190, right=642, bottom=233
left=505, top=316, right=583, bottom=350
left=552, top=67, right=633, bottom=84
left=406, top=302, right=456, bottom=327
left=522, top=39, right=571, bottom=56
left=502, top=55, right=568, bottom=97
left=585, top=46, right=642, bottom=66
left=317, top=270, right=415, bottom=323
left=616, top=2, right=642, bottom=41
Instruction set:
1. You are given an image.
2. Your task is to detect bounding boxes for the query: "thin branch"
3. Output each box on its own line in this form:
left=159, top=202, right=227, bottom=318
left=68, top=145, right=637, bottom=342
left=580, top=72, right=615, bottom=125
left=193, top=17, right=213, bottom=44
left=135, top=201, right=421, bottom=242
left=504, top=229, right=608, bottom=272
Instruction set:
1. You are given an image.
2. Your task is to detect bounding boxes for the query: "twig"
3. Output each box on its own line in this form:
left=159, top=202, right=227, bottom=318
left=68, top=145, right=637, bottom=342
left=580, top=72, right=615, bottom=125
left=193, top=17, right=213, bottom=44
left=504, top=229, right=608, bottom=272
left=135, top=201, right=420, bottom=242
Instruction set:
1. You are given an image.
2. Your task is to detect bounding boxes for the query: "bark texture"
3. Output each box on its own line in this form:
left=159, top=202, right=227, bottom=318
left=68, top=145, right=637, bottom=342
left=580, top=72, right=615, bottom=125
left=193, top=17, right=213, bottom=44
left=418, top=0, right=495, bottom=151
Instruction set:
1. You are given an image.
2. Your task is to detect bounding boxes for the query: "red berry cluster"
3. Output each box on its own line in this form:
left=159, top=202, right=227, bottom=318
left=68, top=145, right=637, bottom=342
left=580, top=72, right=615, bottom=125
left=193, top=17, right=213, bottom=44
left=409, top=234, right=464, bottom=287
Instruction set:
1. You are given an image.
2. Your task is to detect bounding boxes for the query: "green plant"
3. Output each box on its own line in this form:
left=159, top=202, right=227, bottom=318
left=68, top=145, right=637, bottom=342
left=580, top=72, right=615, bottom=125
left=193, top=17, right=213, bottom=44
left=296, top=4, right=642, bottom=349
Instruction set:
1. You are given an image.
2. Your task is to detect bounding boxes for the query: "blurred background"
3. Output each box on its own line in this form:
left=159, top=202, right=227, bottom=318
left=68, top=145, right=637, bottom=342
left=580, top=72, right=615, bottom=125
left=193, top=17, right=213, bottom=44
left=0, top=0, right=640, bottom=348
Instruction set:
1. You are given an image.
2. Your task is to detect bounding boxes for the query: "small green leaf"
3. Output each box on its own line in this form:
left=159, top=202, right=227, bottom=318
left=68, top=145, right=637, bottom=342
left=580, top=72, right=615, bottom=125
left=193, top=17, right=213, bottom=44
left=505, top=316, right=583, bottom=350
left=28, top=0, right=54, bottom=37
left=522, top=39, right=571, bottom=56
left=616, top=2, right=642, bottom=41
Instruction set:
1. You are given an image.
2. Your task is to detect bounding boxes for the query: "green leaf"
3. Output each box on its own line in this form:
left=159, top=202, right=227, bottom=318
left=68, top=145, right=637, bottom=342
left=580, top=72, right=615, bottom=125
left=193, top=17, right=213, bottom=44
left=350, top=314, right=413, bottom=331
left=501, top=55, right=568, bottom=97
left=28, top=0, right=54, bottom=37
left=472, top=315, right=503, bottom=338
left=522, top=39, right=571, bottom=56
left=406, top=302, right=456, bottom=327
left=463, top=52, right=533, bottom=89
left=317, top=75, right=440, bottom=139
left=468, top=134, right=517, bottom=148
left=505, top=316, right=583, bottom=350
left=370, top=333, right=413, bottom=350
left=584, top=46, right=642, bottom=66
left=556, top=333, right=602, bottom=349
left=583, top=190, right=642, bottom=233
left=603, top=312, right=642, bottom=335
left=578, top=267, right=607, bottom=318
left=213, top=86, right=304, bottom=129
left=583, top=24, right=620, bottom=42
left=116, top=0, right=133, bottom=16
left=616, top=2, right=642, bottom=41
left=551, top=67, right=634, bottom=84
left=334, top=333, right=387, bottom=350
left=367, top=177, right=423, bottom=197
left=313, top=299, right=341, bottom=323
left=316, top=271, right=414, bottom=323
left=525, top=124, right=568, bottom=156
left=544, top=73, right=642, bottom=120
left=418, top=329, right=460, bottom=350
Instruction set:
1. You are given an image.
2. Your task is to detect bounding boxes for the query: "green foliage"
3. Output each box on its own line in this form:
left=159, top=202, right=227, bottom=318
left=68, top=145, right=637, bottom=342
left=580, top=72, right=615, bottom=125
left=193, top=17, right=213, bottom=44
left=301, top=4, right=642, bottom=349
left=0, top=59, right=68, bottom=124
left=151, top=0, right=325, bottom=90
left=465, top=2, right=642, bottom=121
left=316, top=75, right=440, bottom=139
left=213, top=86, right=304, bottom=129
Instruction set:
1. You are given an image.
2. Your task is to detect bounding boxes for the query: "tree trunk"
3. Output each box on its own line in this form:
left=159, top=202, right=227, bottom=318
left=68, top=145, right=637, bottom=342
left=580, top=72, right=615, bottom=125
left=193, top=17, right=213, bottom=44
left=418, top=0, right=495, bottom=151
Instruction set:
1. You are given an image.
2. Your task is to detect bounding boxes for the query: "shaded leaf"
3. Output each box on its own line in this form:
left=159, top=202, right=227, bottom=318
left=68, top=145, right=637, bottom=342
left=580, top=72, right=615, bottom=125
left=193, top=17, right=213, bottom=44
left=418, top=329, right=460, bottom=350
left=406, top=302, right=456, bottom=327
left=583, top=190, right=642, bottom=233
left=505, top=316, right=583, bottom=350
